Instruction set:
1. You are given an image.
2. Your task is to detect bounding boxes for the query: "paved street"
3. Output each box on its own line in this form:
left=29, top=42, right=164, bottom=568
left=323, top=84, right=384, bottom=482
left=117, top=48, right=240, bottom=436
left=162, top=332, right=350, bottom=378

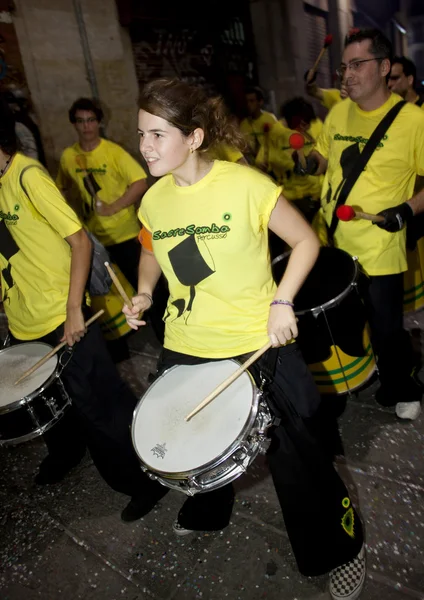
left=1, top=312, right=423, bottom=600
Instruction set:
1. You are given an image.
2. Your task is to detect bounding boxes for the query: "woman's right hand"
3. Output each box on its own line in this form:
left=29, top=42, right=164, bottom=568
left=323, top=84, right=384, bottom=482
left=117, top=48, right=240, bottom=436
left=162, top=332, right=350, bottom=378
left=122, top=294, right=151, bottom=330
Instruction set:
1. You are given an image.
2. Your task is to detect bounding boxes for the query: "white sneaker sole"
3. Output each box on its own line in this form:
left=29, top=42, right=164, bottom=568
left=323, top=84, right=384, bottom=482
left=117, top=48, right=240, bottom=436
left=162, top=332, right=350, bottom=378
left=395, top=401, right=421, bottom=420
left=172, top=520, right=194, bottom=536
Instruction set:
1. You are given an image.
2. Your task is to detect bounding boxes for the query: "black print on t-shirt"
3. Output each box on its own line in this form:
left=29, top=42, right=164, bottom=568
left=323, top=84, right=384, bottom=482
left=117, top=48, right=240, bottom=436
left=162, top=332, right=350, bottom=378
left=165, top=235, right=215, bottom=323
left=326, top=142, right=361, bottom=204
left=0, top=220, right=20, bottom=300
left=82, top=173, right=101, bottom=217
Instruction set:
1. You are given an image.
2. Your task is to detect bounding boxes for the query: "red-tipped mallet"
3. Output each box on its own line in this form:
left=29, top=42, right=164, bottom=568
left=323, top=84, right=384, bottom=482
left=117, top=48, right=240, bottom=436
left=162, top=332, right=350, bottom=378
left=289, top=133, right=307, bottom=170
left=336, top=205, right=385, bottom=223
left=307, top=34, right=333, bottom=83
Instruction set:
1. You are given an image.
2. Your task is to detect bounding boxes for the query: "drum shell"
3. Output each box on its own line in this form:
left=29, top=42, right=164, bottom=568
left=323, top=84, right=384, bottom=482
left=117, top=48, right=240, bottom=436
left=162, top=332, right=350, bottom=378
left=0, top=344, right=71, bottom=446
left=90, top=263, right=135, bottom=341
left=272, top=247, right=376, bottom=395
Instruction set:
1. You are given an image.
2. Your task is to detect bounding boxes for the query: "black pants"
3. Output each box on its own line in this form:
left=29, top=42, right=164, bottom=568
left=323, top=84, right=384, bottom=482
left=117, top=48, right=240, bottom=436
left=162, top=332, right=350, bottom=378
left=360, top=273, right=421, bottom=405
left=157, top=344, right=363, bottom=576
left=107, top=237, right=168, bottom=345
left=9, top=315, right=163, bottom=500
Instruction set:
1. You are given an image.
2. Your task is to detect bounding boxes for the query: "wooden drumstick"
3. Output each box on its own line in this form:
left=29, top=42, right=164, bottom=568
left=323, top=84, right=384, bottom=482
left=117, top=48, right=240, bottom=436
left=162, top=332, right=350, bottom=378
left=104, top=262, right=133, bottom=307
left=185, top=340, right=273, bottom=422
left=289, top=133, right=307, bottom=169
left=336, top=205, right=385, bottom=223
left=14, top=309, right=105, bottom=385
left=306, top=34, right=333, bottom=83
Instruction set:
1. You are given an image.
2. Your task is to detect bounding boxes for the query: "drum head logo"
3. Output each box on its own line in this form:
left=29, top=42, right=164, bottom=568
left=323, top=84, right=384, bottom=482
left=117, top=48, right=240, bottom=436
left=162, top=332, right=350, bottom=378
left=151, top=442, right=168, bottom=459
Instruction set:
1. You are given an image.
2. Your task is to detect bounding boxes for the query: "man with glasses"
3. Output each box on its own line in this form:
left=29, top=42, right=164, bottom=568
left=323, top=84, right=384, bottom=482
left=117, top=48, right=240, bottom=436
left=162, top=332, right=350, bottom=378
left=297, top=29, right=424, bottom=421
left=388, top=56, right=423, bottom=107
left=57, top=98, right=148, bottom=290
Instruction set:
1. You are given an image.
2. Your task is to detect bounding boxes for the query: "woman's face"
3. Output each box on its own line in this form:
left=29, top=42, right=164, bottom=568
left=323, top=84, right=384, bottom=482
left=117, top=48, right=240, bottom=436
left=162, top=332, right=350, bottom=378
left=138, top=110, right=193, bottom=178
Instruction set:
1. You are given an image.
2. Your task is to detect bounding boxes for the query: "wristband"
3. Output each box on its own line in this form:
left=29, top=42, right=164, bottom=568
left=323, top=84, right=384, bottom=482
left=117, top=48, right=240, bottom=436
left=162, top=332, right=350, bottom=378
left=140, top=292, right=153, bottom=307
left=270, top=299, right=294, bottom=308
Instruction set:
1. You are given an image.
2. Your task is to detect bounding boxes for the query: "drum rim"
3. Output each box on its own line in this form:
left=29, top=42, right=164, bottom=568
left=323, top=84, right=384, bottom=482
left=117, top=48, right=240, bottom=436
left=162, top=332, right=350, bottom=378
left=271, top=248, right=359, bottom=315
left=131, top=359, right=260, bottom=478
left=0, top=342, right=59, bottom=414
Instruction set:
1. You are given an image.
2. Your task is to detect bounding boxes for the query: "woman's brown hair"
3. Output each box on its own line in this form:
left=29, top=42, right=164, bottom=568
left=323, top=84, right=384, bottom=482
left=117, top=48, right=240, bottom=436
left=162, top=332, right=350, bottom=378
left=138, top=78, right=246, bottom=153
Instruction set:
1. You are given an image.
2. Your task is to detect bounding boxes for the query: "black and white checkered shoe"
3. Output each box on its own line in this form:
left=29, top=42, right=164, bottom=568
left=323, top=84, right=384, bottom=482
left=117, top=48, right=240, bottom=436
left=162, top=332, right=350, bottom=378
left=329, top=545, right=366, bottom=600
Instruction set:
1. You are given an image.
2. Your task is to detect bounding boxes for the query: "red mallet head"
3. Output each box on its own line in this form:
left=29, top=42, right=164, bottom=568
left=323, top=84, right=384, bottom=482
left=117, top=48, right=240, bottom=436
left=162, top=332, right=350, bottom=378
left=324, top=34, right=333, bottom=48
left=348, top=27, right=360, bottom=37
left=336, top=205, right=355, bottom=222
left=289, top=133, right=305, bottom=151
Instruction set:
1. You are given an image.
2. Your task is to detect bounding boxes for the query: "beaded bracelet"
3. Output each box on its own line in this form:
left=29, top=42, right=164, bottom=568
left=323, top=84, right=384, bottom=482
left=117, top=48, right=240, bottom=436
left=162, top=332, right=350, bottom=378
left=140, top=292, right=154, bottom=307
left=270, top=299, right=294, bottom=308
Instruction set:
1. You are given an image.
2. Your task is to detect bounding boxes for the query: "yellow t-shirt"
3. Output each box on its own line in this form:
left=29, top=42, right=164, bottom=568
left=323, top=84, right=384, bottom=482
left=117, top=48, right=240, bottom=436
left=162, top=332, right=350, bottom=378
left=0, top=153, right=82, bottom=339
left=240, top=111, right=277, bottom=156
left=208, top=143, right=244, bottom=163
left=138, top=160, right=281, bottom=358
left=256, top=119, right=323, bottom=201
left=321, top=89, right=343, bottom=111
left=56, top=138, right=147, bottom=247
left=315, top=94, right=424, bottom=275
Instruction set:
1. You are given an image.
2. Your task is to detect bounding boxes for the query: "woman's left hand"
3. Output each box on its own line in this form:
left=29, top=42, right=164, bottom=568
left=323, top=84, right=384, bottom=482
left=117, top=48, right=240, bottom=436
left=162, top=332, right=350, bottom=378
left=267, top=304, right=298, bottom=347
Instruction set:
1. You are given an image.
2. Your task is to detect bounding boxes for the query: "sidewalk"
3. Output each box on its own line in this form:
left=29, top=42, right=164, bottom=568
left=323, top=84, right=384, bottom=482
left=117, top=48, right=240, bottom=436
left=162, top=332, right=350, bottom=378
left=0, top=316, right=423, bottom=600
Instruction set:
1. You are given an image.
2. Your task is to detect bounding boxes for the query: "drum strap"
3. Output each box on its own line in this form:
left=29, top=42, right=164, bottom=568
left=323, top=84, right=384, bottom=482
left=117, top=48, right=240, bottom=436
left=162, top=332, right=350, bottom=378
left=328, top=100, right=407, bottom=241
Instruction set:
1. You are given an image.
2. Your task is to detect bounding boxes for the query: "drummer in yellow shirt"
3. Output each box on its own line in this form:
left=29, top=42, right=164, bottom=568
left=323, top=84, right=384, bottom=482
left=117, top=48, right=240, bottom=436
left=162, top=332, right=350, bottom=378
left=305, top=77, right=348, bottom=111
left=256, top=98, right=323, bottom=222
left=56, top=98, right=148, bottom=289
left=240, top=86, right=277, bottom=161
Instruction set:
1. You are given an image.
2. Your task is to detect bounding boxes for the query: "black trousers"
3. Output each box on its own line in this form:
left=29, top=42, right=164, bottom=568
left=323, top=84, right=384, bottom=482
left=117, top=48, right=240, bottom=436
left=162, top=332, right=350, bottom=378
left=360, top=273, right=421, bottom=405
left=157, top=344, right=363, bottom=576
left=9, top=314, right=163, bottom=500
left=107, top=237, right=168, bottom=345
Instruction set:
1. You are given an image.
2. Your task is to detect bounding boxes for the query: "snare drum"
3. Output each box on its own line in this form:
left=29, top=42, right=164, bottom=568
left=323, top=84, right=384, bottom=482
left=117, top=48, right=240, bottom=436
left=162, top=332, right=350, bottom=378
left=132, top=360, right=272, bottom=495
left=272, top=247, right=376, bottom=395
left=0, top=343, right=71, bottom=446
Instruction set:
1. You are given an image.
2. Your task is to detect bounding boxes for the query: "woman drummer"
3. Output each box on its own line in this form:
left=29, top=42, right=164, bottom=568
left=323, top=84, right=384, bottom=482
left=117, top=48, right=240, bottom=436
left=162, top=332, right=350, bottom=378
left=124, top=78, right=365, bottom=600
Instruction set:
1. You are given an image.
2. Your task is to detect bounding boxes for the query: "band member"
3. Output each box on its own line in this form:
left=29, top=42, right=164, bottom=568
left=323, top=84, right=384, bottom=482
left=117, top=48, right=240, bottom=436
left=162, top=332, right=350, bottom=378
left=240, top=86, right=277, bottom=161
left=56, top=98, right=147, bottom=290
left=124, top=78, right=365, bottom=600
left=305, top=78, right=348, bottom=111
left=298, top=28, right=424, bottom=420
left=0, top=99, right=166, bottom=520
left=388, top=56, right=424, bottom=107
left=256, top=97, right=323, bottom=223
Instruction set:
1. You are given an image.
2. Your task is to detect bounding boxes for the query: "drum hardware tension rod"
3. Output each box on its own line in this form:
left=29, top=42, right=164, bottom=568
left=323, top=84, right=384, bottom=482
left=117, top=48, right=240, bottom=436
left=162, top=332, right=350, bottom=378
left=185, top=341, right=272, bottom=421
left=14, top=309, right=105, bottom=386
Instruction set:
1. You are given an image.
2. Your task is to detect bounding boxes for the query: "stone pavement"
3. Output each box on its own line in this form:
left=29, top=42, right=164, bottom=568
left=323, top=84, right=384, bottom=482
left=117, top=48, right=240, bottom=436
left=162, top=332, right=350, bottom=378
left=0, top=313, right=423, bottom=600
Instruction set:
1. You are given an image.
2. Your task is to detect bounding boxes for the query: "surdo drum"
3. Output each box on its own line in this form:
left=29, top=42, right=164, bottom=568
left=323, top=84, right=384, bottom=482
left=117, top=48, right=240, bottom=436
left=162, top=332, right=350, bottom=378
left=131, top=360, right=272, bottom=495
left=0, top=343, right=71, bottom=446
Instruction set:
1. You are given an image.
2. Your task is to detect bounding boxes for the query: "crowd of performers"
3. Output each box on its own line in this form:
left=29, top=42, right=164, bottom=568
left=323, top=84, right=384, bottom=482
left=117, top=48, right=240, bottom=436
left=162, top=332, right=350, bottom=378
left=1, top=27, right=424, bottom=600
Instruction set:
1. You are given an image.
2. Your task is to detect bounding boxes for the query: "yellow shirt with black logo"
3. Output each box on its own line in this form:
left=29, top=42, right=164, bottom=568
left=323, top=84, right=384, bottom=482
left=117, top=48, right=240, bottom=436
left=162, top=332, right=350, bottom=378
left=321, top=89, right=343, bottom=111
left=0, top=153, right=82, bottom=340
left=315, top=94, right=424, bottom=275
left=56, top=138, right=147, bottom=246
left=256, top=119, right=323, bottom=201
left=240, top=111, right=277, bottom=157
left=138, top=160, right=281, bottom=358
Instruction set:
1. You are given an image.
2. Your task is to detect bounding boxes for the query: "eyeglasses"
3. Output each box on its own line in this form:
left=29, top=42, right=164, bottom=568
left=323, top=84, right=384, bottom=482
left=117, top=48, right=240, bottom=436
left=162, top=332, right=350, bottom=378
left=75, top=117, right=98, bottom=124
left=336, top=57, right=385, bottom=78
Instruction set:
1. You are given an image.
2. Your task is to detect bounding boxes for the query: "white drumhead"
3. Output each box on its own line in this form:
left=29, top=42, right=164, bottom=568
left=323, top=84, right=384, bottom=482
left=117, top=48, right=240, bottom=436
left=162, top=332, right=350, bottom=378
left=0, top=343, right=57, bottom=408
left=132, top=360, right=255, bottom=474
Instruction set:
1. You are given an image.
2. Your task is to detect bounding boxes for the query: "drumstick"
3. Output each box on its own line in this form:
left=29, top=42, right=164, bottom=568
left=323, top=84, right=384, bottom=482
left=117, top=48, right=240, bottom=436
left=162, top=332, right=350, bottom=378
left=306, top=34, right=333, bottom=83
left=336, top=205, right=385, bottom=223
left=185, top=340, right=272, bottom=422
left=104, top=262, right=133, bottom=307
left=14, top=309, right=105, bottom=385
left=289, top=133, right=307, bottom=170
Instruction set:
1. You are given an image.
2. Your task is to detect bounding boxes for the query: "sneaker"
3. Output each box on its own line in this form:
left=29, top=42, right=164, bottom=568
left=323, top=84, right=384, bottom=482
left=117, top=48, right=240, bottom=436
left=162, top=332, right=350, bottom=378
left=395, top=401, right=421, bottom=420
left=329, top=545, right=366, bottom=600
left=172, top=519, right=194, bottom=536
